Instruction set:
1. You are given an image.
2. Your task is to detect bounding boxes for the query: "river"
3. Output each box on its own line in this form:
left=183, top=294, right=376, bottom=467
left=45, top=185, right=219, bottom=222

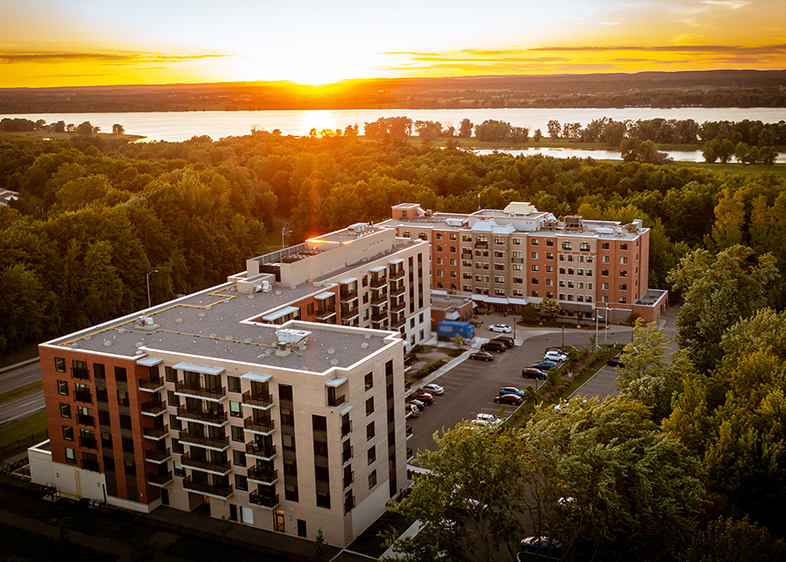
left=11, top=107, right=785, bottom=162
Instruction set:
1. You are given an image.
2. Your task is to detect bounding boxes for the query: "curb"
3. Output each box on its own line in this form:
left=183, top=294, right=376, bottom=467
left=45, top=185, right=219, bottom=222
left=0, top=358, right=40, bottom=375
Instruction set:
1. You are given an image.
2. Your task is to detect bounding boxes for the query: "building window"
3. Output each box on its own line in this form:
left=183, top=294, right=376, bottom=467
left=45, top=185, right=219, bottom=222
left=230, top=401, right=242, bottom=418
left=60, top=403, right=71, bottom=418
left=562, top=242, right=572, bottom=250
left=559, top=280, right=565, bottom=288
left=55, top=357, right=66, bottom=373
left=231, top=425, right=244, bottom=442
left=620, top=270, right=628, bottom=278
left=170, top=414, right=182, bottom=431
left=602, top=242, right=610, bottom=250
left=620, top=257, right=628, bottom=264
left=369, top=470, right=378, bottom=489
left=559, top=268, right=566, bottom=275
left=116, top=390, right=129, bottom=406
left=173, top=461, right=185, bottom=477
left=450, top=233, right=457, bottom=240
left=365, top=397, right=374, bottom=416
left=65, top=448, right=76, bottom=463
left=114, top=366, right=127, bottom=382
left=546, top=265, right=554, bottom=273
left=567, top=281, right=575, bottom=288
left=601, top=270, right=609, bottom=277
left=546, top=279, right=553, bottom=286
left=620, top=297, right=627, bottom=303
left=559, top=294, right=566, bottom=300
left=567, top=294, right=574, bottom=301
left=367, top=446, right=376, bottom=465
left=620, top=243, right=628, bottom=250
left=62, top=426, right=74, bottom=441
left=531, top=278, right=539, bottom=285
left=531, top=290, right=539, bottom=297
left=546, top=253, right=554, bottom=260
left=587, top=283, right=593, bottom=290
left=586, top=269, right=593, bottom=277
left=227, top=376, right=241, bottom=393
left=512, top=238, right=522, bottom=245
left=57, top=380, right=68, bottom=396
left=119, top=414, right=132, bottom=429
left=172, top=438, right=184, bottom=454
left=367, top=422, right=375, bottom=441
left=620, top=284, right=628, bottom=291
left=568, top=268, right=574, bottom=275
left=580, top=242, right=591, bottom=251
left=364, top=372, right=373, bottom=391
left=233, top=449, right=246, bottom=467
left=165, top=366, right=176, bottom=382
left=512, top=264, right=522, bottom=271
left=235, top=474, right=248, bottom=491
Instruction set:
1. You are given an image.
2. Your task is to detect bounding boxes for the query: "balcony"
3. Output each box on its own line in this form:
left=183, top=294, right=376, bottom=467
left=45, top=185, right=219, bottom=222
left=247, top=467, right=278, bottom=485
left=341, top=421, right=352, bottom=438
left=316, top=308, right=336, bottom=322
left=147, top=471, right=174, bottom=487
left=406, top=425, right=413, bottom=440
left=328, top=394, right=345, bottom=408
left=389, top=269, right=405, bottom=282
left=183, top=477, right=233, bottom=500
left=74, top=390, right=93, bottom=404
left=242, top=390, right=273, bottom=410
left=407, top=447, right=414, bottom=461
left=371, top=311, right=388, bottom=322
left=76, top=414, right=95, bottom=427
left=174, top=381, right=226, bottom=402
left=342, top=446, right=353, bottom=464
left=181, top=453, right=231, bottom=475
left=243, top=416, right=276, bottom=436
left=139, top=378, right=166, bottom=393
left=79, top=436, right=97, bottom=450
left=246, top=442, right=276, bottom=460
left=390, top=317, right=406, bottom=330
left=145, top=448, right=171, bottom=464
left=141, top=400, right=167, bottom=417
left=390, top=301, right=406, bottom=314
left=249, top=490, right=280, bottom=509
left=389, top=284, right=406, bottom=298
left=178, top=430, right=229, bottom=451
left=343, top=470, right=354, bottom=489
left=143, top=425, right=169, bottom=440
left=370, top=276, right=386, bottom=290
left=176, top=406, right=227, bottom=427
left=344, top=494, right=355, bottom=514
left=339, top=289, right=358, bottom=303
left=475, top=241, right=489, bottom=249
left=81, top=459, right=100, bottom=472
left=71, top=367, right=90, bottom=381
left=511, top=257, right=524, bottom=264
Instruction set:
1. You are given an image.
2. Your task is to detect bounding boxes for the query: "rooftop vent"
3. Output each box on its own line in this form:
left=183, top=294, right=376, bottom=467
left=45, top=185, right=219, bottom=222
left=348, top=222, right=372, bottom=234
left=564, top=216, right=584, bottom=230
left=275, top=329, right=311, bottom=345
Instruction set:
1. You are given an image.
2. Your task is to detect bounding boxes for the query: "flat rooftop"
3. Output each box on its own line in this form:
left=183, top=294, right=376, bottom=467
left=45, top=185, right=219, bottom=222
left=46, top=282, right=398, bottom=374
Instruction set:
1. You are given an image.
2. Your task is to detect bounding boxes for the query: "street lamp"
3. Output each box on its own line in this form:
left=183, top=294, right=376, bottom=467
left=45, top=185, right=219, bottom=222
left=595, top=312, right=604, bottom=351
left=146, top=269, right=158, bottom=309
left=282, top=227, right=291, bottom=250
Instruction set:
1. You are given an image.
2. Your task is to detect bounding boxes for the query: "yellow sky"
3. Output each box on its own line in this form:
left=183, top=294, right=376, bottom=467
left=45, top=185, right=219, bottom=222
left=1, top=0, right=784, bottom=88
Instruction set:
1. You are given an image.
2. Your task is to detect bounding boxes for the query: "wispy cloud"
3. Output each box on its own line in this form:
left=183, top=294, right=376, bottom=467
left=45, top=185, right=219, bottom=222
left=0, top=52, right=229, bottom=64
left=701, top=0, right=749, bottom=9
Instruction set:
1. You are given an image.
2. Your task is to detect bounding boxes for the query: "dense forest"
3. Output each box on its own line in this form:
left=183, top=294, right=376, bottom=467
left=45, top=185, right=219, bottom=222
left=1, top=69, right=785, bottom=113
left=3, top=121, right=786, bottom=557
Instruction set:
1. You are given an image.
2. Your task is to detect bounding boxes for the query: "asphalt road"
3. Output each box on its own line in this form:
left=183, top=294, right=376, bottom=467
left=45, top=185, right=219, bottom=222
left=0, top=360, right=42, bottom=394
left=0, top=390, right=46, bottom=426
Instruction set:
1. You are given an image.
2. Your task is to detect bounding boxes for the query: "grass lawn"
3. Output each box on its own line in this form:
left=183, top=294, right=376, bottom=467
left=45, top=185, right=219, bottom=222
left=0, top=522, right=118, bottom=562
left=0, top=380, right=43, bottom=405
left=0, top=410, right=48, bottom=452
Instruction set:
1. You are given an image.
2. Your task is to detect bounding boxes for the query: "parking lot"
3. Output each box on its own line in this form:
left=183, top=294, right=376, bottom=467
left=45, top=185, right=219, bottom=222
left=405, top=315, right=641, bottom=459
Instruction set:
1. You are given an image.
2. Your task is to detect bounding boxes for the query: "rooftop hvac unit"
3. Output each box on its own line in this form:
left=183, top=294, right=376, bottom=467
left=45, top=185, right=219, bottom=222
left=542, top=219, right=559, bottom=230
left=596, top=227, right=614, bottom=235
left=564, top=215, right=583, bottom=230
left=275, top=329, right=311, bottom=345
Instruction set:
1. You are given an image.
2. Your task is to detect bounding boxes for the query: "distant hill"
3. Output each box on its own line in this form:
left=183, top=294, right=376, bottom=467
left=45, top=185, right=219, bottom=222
left=1, top=69, right=784, bottom=113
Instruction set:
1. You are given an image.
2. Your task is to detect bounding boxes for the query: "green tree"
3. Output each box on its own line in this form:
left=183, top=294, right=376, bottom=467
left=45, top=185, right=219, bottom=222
left=525, top=397, right=703, bottom=562
left=547, top=120, right=561, bottom=140
left=679, top=517, right=786, bottom=562
left=539, top=297, right=561, bottom=321
left=390, top=422, right=530, bottom=561
left=619, top=138, right=671, bottom=164
left=112, top=123, right=125, bottom=135
left=0, top=264, right=49, bottom=353
left=311, top=528, right=329, bottom=562
left=667, top=245, right=780, bottom=371
left=459, top=119, right=473, bottom=138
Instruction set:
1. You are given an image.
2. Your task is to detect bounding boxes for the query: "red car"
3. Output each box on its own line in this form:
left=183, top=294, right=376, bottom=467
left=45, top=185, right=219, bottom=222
left=494, top=394, right=522, bottom=405
left=409, top=391, right=434, bottom=405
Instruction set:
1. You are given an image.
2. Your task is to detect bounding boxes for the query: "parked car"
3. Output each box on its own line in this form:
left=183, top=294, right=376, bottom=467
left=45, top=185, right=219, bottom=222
left=492, top=336, right=515, bottom=346
left=410, top=391, right=434, bottom=404
left=469, top=351, right=495, bottom=361
left=474, top=413, right=501, bottom=426
left=544, top=350, right=568, bottom=362
left=422, top=383, right=444, bottom=395
left=407, top=404, right=420, bottom=417
left=406, top=397, right=425, bottom=408
left=521, top=536, right=561, bottom=556
left=499, top=386, right=526, bottom=397
left=607, top=356, right=625, bottom=367
left=495, top=393, right=523, bottom=405
left=488, top=323, right=512, bottom=333
left=533, top=360, right=557, bottom=371
left=480, top=342, right=507, bottom=353
left=522, top=367, right=547, bottom=380
left=490, top=338, right=514, bottom=349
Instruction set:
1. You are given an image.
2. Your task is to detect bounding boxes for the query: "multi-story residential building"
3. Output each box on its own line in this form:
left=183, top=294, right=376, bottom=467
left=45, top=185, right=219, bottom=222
left=382, top=202, right=667, bottom=323
left=29, top=223, right=428, bottom=547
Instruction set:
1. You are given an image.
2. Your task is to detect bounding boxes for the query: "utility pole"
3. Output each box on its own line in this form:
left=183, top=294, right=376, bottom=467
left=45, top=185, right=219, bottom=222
left=146, top=269, right=158, bottom=309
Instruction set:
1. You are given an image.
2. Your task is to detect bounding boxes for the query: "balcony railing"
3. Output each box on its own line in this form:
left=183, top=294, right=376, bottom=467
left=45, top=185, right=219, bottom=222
left=176, top=406, right=227, bottom=426
left=242, top=391, right=273, bottom=409
left=246, top=442, right=276, bottom=460
left=371, top=293, right=388, bottom=306
left=371, top=311, right=388, bottom=322
left=81, top=459, right=100, bottom=472
left=475, top=241, right=489, bottom=249
left=178, top=430, right=229, bottom=450
left=328, top=394, right=346, bottom=408
left=316, top=308, right=336, bottom=321
left=76, top=414, right=95, bottom=427
left=79, top=436, right=97, bottom=450
left=390, top=301, right=406, bottom=313
left=174, top=381, right=226, bottom=402
left=344, top=494, right=356, bottom=514
left=406, top=425, right=413, bottom=439
left=343, top=471, right=354, bottom=489
left=243, top=416, right=275, bottom=435
left=183, top=477, right=233, bottom=499
left=74, top=390, right=92, bottom=404
left=181, top=453, right=231, bottom=475
left=511, top=257, right=524, bottom=264
left=249, top=490, right=279, bottom=509
left=407, top=447, right=414, bottom=461
left=339, top=290, right=358, bottom=302
left=247, top=466, right=278, bottom=485
left=139, top=378, right=166, bottom=392
left=141, top=400, right=167, bottom=416
left=143, top=425, right=168, bottom=440
left=370, top=277, right=386, bottom=289
left=145, top=448, right=171, bottom=463
left=342, top=446, right=353, bottom=464
left=71, top=367, right=90, bottom=381
left=390, top=317, right=406, bottom=330
left=148, top=471, right=173, bottom=487
left=341, top=421, right=352, bottom=438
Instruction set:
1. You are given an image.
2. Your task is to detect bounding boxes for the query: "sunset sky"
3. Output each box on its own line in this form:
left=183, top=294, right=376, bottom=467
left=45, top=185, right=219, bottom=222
left=2, top=0, right=784, bottom=88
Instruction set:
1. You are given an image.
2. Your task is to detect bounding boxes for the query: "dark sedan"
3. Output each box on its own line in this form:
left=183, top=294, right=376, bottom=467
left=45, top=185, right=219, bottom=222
left=469, top=351, right=495, bottom=361
left=494, top=394, right=523, bottom=405
left=521, top=367, right=547, bottom=380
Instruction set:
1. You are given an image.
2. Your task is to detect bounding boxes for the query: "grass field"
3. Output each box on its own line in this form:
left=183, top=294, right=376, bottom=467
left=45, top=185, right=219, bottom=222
left=0, top=410, right=48, bottom=451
